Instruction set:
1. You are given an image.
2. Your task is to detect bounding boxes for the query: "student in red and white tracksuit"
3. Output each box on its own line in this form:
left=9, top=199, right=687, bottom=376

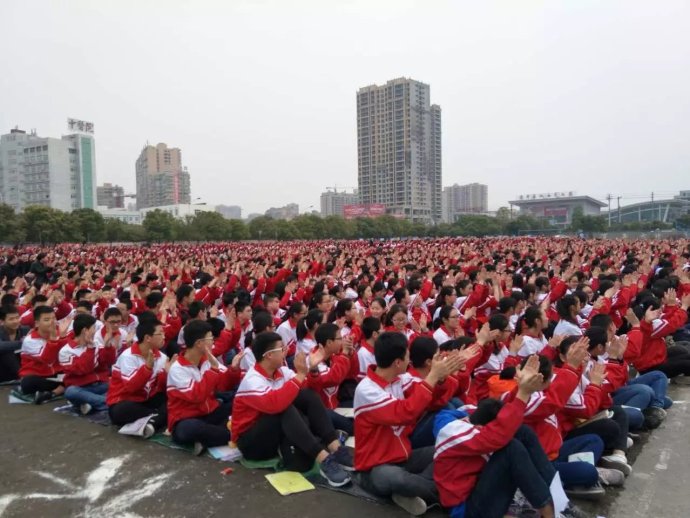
left=232, top=331, right=352, bottom=486
left=107, top=319, right=170, bottom=432
left=407, top=336, right=460, bottom=449
left=167, top=320, right=239, bottom=449
left=434, top=367, right=558, bottom=518
left=19, top=306, right=68, bottom=402
left=306, top=323, right=357, bottom=434
left=353, top=331, right=464, bottom=512
left=357, top=317, right=382, bottom=381
left=59, top=313, right=116, bottom=413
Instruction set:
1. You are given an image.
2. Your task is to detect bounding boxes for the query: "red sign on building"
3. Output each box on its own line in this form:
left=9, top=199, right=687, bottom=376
left=343, top=204, right=386, bottom=219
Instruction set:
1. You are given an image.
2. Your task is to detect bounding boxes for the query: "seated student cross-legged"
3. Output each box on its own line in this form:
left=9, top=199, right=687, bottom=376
left=434, top=355, right=559, bottom=518
left=19, top=305, right=69, bottom=404
left=167, top=320, right=237, bottom=455
left=232, top=332, right=352, bottom=487
left=107, top=318, right=172, bottom=436
left=354, top=331, right=464, bottom=516
left=59, top=314, right=116, bottom=415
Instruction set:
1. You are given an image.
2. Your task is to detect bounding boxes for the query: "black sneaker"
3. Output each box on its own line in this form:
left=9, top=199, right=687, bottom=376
left=564, top=482, right=605, bottom=501
left=34, top=391, right=55, bottom=405
left=319, top=453, right=351, bottom=487
left=331, top=446, right=355, bottom=471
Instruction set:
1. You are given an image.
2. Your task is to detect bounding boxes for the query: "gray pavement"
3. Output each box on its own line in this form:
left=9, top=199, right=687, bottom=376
left=1, top=385, right=689, bottom=518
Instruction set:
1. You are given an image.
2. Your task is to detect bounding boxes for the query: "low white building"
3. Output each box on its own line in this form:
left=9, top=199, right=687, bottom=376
left=97, top=206, right=142, bottom=225
left=139, top=203, right=216, bottom=220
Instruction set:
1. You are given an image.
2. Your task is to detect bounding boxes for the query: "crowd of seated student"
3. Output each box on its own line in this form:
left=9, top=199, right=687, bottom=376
left=1, top=237, right=690, bottom=517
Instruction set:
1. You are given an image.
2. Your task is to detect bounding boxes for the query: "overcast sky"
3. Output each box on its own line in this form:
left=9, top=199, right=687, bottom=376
left=1, top=0, right=689, bottom=215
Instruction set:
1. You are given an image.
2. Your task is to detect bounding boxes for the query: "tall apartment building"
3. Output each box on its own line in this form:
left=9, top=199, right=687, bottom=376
left=320, top=189, right=358, bottom=217
left=135, top=143, right=190, bottom=209
left=265, top=203, right=299, bottom=220
left=216, top=204, right=242, bottom=219
left=357, top=78, right=442, bottom=224
left=442, top=183, right=489, bottom=223
left=97, top=182, right=125, bottom=208
left=0, top=128, right=96, bottom=212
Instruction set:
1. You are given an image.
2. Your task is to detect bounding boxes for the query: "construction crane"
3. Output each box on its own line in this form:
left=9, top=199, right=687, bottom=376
left=325, top=185, right=356, bottom=193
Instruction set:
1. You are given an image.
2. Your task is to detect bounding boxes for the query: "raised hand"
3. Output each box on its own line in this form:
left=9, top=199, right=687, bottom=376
left=566, top=338, right=589, bottom=369
left=589, top=362, right=607, bottom=386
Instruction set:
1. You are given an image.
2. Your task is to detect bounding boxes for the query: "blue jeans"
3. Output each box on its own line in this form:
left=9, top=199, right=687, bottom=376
left=463, top=425, right=555, bottom=518
left=553, top=434, right=602, bottom=488
left=614, top=370, right=671, bottom=409
left=65, top=381, right=109, bottom=412
left=621, top=406, right=645, bottom=430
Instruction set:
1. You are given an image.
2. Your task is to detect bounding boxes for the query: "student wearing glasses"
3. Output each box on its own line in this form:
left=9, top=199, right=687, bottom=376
left=232, top=332, right=353, bottom=487
left=167, top=320, right=237, bottom=454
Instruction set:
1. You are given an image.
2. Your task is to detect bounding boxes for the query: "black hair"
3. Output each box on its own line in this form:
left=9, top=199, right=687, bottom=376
left=31, top=294, right=48, bottom=307
left=73, top=313, right=97, bottom=337
left=374, top=331, right=408, bottom=368
left=589, top=313, right=612, bottom=331
left=515, top=306, right=543, bottom=334
left=584, top=326, right=608, bottom=351
left=384, top=303, right=407, bottom=327
left=488, top=313, right=509, bottom=332
left=469, top=399, right=504, bottom=425
left=207, top=317, right=226, bottom=339
left=252, top=331, right=283, bottom=360
left=520, top=354, right=552, bottom=381
left=145, top=292, right=163, bottom=309
left=176, top=284, right=194, bottom=303
left=393, top=287, right=408, bottom=304
left=409, top=336, right=438, bottom=369
left=557, top=295, right=579, bottom=324
left=33, top=305, right=54, bottom=321
left=1, top=304, right=19, bottom=318
left=188, top=300, right=207, bottom=319
left=315, top=323, right=339, bottom=346
left=361, top=316, right=382, bottom=339
left=498, top=296, right=517, bottom=314
left=439, top=336, right=474, bottom=352
left=103, top=307, right=122, bottom=321
left=296, top=309, right=324, bottom=341
left=183, top=319, right=213, bottom=348
left=136, top=318, right=163, bottom=343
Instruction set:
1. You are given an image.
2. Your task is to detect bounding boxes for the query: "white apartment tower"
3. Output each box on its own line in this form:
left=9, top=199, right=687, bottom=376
left=357, top=78, right=442, bottom=224
left=0, top=128, right=97, bottom=212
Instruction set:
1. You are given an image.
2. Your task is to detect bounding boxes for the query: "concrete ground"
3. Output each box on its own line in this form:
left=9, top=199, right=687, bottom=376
left=0, top=385, right=688, bottom=518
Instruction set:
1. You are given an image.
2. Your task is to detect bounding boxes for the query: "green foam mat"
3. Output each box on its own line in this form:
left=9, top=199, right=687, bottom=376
left=240, top=457, right=282, bottom=470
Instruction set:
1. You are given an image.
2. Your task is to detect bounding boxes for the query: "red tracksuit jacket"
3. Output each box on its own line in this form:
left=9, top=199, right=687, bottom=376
left=434, top=398, right=527, bottom=507
left=231, top=364, right=303, bottom=441
left=106, top=343, right=168, bottom=406
left=58, top=340, right=116, bottom=387
left=19, top=330, right=68, bottom=377
left=353, top=366, right=433, bottom=472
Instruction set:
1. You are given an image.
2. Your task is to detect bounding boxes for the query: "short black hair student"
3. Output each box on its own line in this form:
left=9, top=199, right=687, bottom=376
left=232, top=332, right=353, bottom=487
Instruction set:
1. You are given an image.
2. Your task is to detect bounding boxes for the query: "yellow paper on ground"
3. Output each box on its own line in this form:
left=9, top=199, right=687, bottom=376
left=265, top=471, right=316, bottom=496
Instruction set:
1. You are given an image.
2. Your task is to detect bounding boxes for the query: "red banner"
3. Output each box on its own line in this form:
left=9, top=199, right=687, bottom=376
left=343, top=204, right=386, bottom=219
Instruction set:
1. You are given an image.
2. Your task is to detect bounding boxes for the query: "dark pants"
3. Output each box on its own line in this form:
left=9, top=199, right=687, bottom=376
left=641, top=345, right=690, bottom=378
left=327, top=409, right=354, bottom=436
left=0, top=344, right=20, bottom=382
left=237, top=389, right=338, bottom=471
left=360, top=446, right=438, bottom=504
left=108, top=392, right=168, bottom=431
left=565, top=406, right=629, bottom=452
left=553, top=434, right=602, bottom=488
left=172, top=400, right=232, bottom=448
left=465, top=426, right=555, bottom=518
left=410, top=411, right=439, bottom=449
left=20, top=375, right=61, bottom=395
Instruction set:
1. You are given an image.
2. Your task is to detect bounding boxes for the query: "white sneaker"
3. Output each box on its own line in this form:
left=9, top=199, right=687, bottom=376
left=626, top=437, right=634, bottom=449
left=600, top=453, right=632, bottom=476
left=597, top=467, right=625, bottom=487
left=79, top=403, right=92, bottom=415
left=392, top=494, right=427, bottom=516
left=142, top=423, right=155, bottom=439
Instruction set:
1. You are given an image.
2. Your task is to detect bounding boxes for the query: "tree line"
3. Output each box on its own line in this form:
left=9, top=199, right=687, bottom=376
left=0, top=204, right=678, bottom=244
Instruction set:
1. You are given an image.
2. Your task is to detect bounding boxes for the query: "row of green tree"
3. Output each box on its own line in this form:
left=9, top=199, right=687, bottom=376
left=0, top=204, right=680, bottom=244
